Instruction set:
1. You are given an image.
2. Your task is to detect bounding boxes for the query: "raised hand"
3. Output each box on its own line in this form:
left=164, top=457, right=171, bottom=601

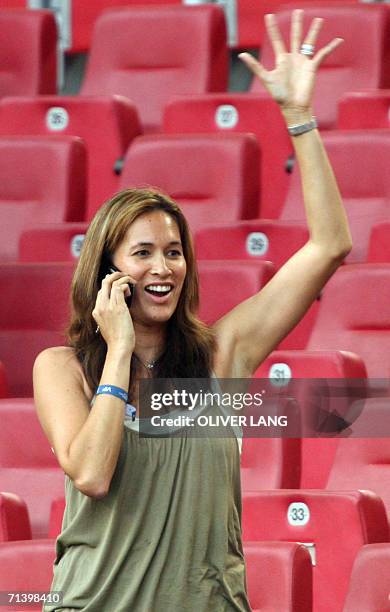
left=239, top=9, right=343, bottom=115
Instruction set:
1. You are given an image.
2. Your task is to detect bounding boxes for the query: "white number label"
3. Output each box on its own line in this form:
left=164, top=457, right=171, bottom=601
left=287, top=502, right=310, bottom=526
left=246, top=232, right=269, bottom=256
left=70, top=234, right=85, bottom=258
left=46, top=107, right=69, bottom=131
left=268, top=363, right=292, bottom=387
left=214, top=104, right=239, bottom=129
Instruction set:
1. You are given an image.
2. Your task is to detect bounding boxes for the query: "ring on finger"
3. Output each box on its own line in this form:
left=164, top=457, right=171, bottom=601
left=300, top=42, right=315, bottom=56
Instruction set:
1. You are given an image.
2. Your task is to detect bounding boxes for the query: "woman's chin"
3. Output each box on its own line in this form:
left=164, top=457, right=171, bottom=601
left=131, top=304, right=175, bottom=327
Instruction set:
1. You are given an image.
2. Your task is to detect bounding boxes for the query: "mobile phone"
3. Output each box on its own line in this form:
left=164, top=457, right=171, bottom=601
left=99, top=254, right=134, bottom=307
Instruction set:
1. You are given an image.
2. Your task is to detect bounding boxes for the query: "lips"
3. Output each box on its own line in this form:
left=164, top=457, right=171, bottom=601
left=143, top=283, right=175, bottom=304
left=144, top=283, right=173, bottom=297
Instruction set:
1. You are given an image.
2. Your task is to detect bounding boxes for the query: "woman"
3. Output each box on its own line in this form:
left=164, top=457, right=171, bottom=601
left=34, top=10, right=351, bottom=611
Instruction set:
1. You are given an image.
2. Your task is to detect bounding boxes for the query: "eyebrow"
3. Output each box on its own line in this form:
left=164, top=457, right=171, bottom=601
left=130, top=240, right=182, bottom=249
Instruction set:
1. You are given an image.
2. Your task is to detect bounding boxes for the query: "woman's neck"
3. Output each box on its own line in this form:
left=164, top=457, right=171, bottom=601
left=133, top=320, right=166, bottom=363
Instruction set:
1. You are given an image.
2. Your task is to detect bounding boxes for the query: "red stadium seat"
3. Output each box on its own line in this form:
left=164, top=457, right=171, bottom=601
left=307, top=264, right=390, bottom=383
left=241, top=422, right=301, bottom=493
left=326, top=399, right=390, bottom=520
left=0, top=399, right=65, bottom=539
left=0, top=492, right=31, bottom=541
left=0, top=263, right=75, bottom=397
left=163, top=94, right=292, bottom=218
left=0, top=136, right=86, bottom=262
left=19, top=223, right=89, bottom=263
left=236, top=0, right=264, bottom=48
left=0, top=96, right=142, bottom=216
left=280, top=130, right=390, bottom=263
left=48, top=497, right=65, bottom=539
left=251, top=5, right=390, bottom=129
left=120, top=134, right=260, bottom=233
left=70, top=0, right=181, bottom=53
left=0, top=361, right=8, bottom=398
left=338, top=89, right=390, bottom=129
left=197, top=260, right=274, bottom=325
left=343, top=543, right=390, bottom=612
left=255, top=350, right=367, bottom=487
left=367, top=221, right=390, bottom=263
left=0, top=539, right=56, bottom=609
left=242, top=490, right=389, bottom=612
left=81, top=5, right=228, bottom=133
left=244, top=541, right=313, bottom=612
left=0, top=9, right=57, bottom=97
left=195, top=220, right=308, bottom=268
left=19, top=223, right=88, bottom=263
left=195, top=220, right=316, bottom=350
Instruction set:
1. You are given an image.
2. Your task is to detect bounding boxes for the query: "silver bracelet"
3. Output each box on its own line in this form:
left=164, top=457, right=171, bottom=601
left=287, top=117, right=318, bottom=137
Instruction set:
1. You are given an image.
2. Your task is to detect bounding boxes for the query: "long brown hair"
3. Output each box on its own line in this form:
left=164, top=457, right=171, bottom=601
left=67, top=188, right=215, bottom=391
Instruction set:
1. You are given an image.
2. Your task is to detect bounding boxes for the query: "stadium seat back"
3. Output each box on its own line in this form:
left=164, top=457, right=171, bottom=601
left=163, top=94, right=292, bottom=218
left=307, top=264, right=390, bottom=382
left=241, top=435, right=301, bottom=492
left=0, top=399, right=64, bottom=538
left=0, top=96, right=141, bottom=216
left=195, top=221, right=308, bottom=268
left=343, top=543, right=390, bottom=612
left=0, top=263, right=75, bottom=397
left=282, top=130, right=390, bottom=262
left=367, top=220, right=390, bottom=262
left=338, top=90, right=390, bottom=129
left=69, top=0, right=182, bottom=53
left=0, top=136, right=86, bottom=261
left=255, top=350, right=367, bottom=487
left=197, top=260, right=274, bottom=325
left=19, top=222, right=89, bottom=263
left=244, top=541, right=313, bottom=612
left=326, top=399, right=390, bottom=519
left=0, top=9, right=57, bottom=97
left=0, top=539, right=56, bottom=597
left=243, top=490, right=389, bottom=612
left=120, top=134, right=260, bottom=232
left=252, top=5, right=390, bottom=129
left=0, top=492, right=32, bottom=541
left=82, top=5, right=228, bottom=132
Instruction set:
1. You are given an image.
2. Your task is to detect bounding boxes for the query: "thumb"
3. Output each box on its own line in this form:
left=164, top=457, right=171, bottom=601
left=238, top=53, right=268, bottom=81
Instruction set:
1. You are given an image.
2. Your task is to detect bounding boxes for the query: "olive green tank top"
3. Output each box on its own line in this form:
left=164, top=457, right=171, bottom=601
left=45, top=391, right=251, bottom=611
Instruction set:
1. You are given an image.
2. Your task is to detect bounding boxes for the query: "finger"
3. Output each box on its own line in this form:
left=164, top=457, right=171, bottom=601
left=290, top=9, right=303, bottom=54
left=238, top=52, right=268, bottom=82
left=312, top=37, right=343, bottom=67
left=98, top=274, right=113, bottom=300
left=111, top=275, right=135, bottom=287
left=110, top=283, right=130, bottom=307
left=265, top=13, right=286, bottom=57
left=302, top=17, right=323, bottom=49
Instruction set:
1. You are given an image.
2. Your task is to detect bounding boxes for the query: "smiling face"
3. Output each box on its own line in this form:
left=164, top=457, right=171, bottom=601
left=112, top=210, right=187, bottom=326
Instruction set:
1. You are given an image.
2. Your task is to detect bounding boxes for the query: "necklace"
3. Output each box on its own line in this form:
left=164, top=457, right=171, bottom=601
left=133, top=353, right=158, bottom=370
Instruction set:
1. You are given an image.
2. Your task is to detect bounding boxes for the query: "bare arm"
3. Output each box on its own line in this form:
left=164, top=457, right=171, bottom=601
left=213, top=11, right=352, bottom=377
left=34, top=272, right=135, bottom=498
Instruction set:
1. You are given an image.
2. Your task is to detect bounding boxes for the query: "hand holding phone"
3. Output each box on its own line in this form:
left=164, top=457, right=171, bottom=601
left=98, top=254, right=134, bottom=307
left=108, top=264, right=134, bottom=307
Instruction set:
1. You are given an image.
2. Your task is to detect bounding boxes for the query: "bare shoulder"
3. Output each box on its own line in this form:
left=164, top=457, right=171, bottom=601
left=33, top=346, right=93, bottom=469
left=33, top=346, right=91, bottom=400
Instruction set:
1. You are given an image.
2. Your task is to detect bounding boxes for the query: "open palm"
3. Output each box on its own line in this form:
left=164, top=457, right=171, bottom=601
left=240, top=10, right=343, bottom=112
